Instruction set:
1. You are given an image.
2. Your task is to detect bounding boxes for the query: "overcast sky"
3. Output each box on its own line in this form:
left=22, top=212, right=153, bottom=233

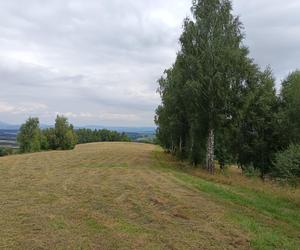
left=0, top=0, right=299, bottom=126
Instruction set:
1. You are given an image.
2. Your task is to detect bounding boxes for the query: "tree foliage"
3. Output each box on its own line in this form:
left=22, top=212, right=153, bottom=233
left=53, top=115, right=77, bottom=150
left=273, top=144, right=300, bottom=184
left=279, top=70, right=300, bottom=145
left=16, top=116, right=130, bottom=154
left=17, top=117, right=41, bottom=153
left=40, top=116, right=77, bottom=150
left=155, top=0, right=300, bottom=180
left=76, top=128, right=130, bottom=144
left=0, top=147, right=13, bottom=157
left=156, top=0, right=256, bottom=171
left=236, top=69, right=279, bottom=176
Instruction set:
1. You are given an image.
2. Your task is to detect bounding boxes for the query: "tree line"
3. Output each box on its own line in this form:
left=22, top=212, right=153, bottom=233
left=16, top=115, right=130, bottom=154
left=155, top=0, right=300, bottom=183
left=17, top=116, right=77, bottom=152
left=76, top=128, right=130, bottom=144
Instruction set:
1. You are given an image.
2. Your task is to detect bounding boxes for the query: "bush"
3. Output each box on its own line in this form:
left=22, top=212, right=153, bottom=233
left=0, top=147, right=8, bottom=156
left=242, top=164, right=261, bottom=178
left=273, top=144, right=300, bottom=184
left=0, top=147, right=13, bottom=157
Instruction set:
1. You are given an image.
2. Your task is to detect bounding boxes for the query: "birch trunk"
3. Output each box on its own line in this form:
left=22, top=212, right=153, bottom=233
left=179, top=136, right=182, bottom=154
left=206, top=128, right=215, bottom=174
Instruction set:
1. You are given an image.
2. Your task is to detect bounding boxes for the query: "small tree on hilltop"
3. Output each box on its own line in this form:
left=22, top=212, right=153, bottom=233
left=17, top=117, right=41, bottom=153
left=54, top=115, right=77, bottom=150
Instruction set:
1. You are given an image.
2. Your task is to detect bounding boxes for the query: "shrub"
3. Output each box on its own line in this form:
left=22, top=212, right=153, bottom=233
left=273, top=144, right=300, bottom=184
left=0, top=147, right=13, bottom=157
left=242, top=164, right=261, bottom=178
left=0, top=147, right=8, bottom=156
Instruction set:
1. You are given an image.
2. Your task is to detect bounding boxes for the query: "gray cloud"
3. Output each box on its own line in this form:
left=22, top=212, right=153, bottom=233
left=233, top=0, right=300, bottom=83
left=0, top=0, right=299, bottom=125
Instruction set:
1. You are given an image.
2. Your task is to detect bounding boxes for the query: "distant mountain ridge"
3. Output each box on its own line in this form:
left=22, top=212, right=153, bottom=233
left=0, top=121, right=155, bottom=134
left=82, top=125, right=156, bottom=134
left=0, top=121, right=20, bottom=130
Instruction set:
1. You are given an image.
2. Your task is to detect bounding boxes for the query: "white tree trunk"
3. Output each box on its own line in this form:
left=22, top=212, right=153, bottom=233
left=206, top=128, right=215, bottom=174
left=179, top=136, right=182, bottom=154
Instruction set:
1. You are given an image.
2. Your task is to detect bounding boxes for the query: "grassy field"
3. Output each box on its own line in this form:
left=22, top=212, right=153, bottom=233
left=0, top=142, right=299, bottom=249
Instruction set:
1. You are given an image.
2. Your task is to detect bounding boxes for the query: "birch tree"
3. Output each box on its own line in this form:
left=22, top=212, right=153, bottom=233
left=184, top=0, right=251, bottom=172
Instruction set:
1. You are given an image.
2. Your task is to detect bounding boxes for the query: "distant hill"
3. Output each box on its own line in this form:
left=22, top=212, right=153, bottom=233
left=79, top=126, right=156, bottom=141
left=0, top=122, right=156, bottom=147
left=0, top=121, right=20, bottom=130
left=81, top=126, right=156, bottom=134
left=0, top=128, right=18, bottom=148
left=0, top=121, right=155, bottom=133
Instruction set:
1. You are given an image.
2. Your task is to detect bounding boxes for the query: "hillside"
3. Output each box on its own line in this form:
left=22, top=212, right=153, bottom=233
left=0, top=143, right=299, bottom=249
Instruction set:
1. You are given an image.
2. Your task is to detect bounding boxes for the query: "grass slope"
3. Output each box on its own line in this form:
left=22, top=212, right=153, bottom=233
left=0, top=142, right=299, bottom=249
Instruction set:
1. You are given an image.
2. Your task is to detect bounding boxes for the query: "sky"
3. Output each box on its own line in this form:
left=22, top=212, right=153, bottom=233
left=0, top=0, right=299, bottom=126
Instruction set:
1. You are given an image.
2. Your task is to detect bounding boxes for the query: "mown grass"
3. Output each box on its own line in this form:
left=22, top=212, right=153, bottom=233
left=231, top=214, right=297, bottom=250
left=85, top=217, right=107, bottom=233
left=2, top=143, right=249, bottom=249
left=0, top=142, right=299, bottom=249
left=175, top=174, right=300, bottom=249
left=82, top=162, right=128, bottom=169
left=49, top=218, right=67, bottom=230
left=153, top=148, right=300, bottom=250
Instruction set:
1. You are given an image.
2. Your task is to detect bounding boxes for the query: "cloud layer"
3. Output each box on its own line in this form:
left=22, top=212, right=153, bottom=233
left=0, top=0, right=299, bottom=126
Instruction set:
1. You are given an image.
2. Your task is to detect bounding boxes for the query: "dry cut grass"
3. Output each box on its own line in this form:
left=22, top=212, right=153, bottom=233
left=153, top=149, right=300, bottom=250
left=0, top=142, right=252, bottom=250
